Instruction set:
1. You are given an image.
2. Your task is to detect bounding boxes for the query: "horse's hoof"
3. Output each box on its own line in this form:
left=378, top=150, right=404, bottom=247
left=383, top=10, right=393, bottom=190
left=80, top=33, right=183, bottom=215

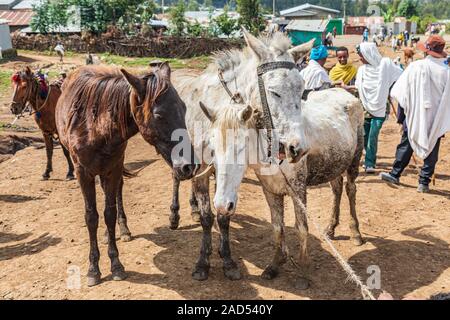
left=261, top=266, right=279, bottom=280
left=325, top=229, right=336, bottom=240
left=353, top=236, right=364, bottom=246
left=112, top=269, right=127, bottom=281
left=87, top=273, right=101, bottom=287
left=121, top=234, right=132, bottom=242
left=169, top=220, right=179, bottom=230
left=192, top=266, right=209, bottom=281
left=42, top=175, right=50, bottom=181
left=295, top=277, right=310, bottom=290
left=191, top=212, right=201, bottom=223
left=66, top=174, right=75, bottom=181
left=223, top=265, right=242, bottom=281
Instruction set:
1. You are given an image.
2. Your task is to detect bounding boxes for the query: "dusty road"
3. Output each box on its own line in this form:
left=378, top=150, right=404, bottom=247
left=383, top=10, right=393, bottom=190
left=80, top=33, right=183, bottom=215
left=0, top=47, right=449, bottom=300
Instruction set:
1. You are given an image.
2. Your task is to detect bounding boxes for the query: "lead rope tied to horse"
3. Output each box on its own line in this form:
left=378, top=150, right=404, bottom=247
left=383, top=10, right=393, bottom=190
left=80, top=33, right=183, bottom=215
left=277, top=165, right=376, bottom=300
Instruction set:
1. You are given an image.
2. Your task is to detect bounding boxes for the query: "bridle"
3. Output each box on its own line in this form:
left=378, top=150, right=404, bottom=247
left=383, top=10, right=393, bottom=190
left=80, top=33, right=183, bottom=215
left=218, top=61, right=299, bottom=158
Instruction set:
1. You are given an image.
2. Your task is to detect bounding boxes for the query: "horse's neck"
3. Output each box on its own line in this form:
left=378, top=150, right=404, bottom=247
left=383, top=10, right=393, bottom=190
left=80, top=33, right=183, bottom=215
left=28, top=81, right=44, bottom=111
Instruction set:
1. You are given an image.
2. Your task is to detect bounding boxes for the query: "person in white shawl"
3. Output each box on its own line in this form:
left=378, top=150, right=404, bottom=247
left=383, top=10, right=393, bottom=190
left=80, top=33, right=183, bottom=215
left=300, top=45, right=332, bottom=91
left=355, top=42, right=403, bottom=173
left=381, top=35, right=449, bottom=193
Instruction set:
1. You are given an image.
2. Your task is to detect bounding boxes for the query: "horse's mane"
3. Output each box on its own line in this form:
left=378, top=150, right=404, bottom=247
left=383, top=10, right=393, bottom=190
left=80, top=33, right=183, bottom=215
left=64, top=66, right=168, bottom=140
left=210, top=32, right=292, bottom=74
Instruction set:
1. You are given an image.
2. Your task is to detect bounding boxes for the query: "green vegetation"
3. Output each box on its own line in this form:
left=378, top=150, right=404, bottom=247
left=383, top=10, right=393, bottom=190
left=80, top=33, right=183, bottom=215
left=100, top=53, right=211, bottom=70
left=0, top=70, right=12, bottom=94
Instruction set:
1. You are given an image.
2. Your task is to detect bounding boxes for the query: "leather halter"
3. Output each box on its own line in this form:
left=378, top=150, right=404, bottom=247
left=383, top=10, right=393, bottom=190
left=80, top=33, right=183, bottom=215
left=257, top=61, right=298, bottom=157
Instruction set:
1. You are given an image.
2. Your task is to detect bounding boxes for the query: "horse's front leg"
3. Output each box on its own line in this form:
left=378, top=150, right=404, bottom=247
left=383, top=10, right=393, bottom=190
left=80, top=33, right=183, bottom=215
left=42, top=133, right=53, bottom=180
left=100, top=168, right=127, bottom=282
left=117, top=176, right=132, bottom=242
left=61, top=143, right=75, bottom=180
left=169, top=173, right=181, bottom=230
left=292, top=183, right=311, bottom=290
left=76, top=166, right=101, bottom=286
left=217, top=213, right=241, bottom=280
left=261, top=188, right=288, bottom=280
left=192, top=175, right=214, bottom=281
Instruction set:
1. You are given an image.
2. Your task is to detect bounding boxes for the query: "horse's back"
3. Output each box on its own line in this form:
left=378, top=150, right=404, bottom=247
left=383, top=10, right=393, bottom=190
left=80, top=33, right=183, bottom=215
left=302, top=88, right=364, bottom=185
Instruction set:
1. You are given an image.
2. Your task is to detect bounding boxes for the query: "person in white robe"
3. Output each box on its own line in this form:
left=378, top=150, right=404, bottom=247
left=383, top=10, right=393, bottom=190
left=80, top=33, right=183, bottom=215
left=354, top=42, right=403, bottom=173
left=300, top=45, right=332, bottom=91
left=381, top=35, right=449, bottom=193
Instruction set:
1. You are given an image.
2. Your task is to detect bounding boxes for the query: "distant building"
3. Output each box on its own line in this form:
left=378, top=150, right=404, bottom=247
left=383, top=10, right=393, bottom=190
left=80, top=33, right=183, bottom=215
left=0, top=0, right=41, bottom=32
left=280, top=3, right=340, bottom=21
left=385, top=17, right=417, bottom=34
left=345, top=16, right=385, bottom=35
left=286, top=19, right=329, bottom=46
left=0, top=18, right=13, bottom=55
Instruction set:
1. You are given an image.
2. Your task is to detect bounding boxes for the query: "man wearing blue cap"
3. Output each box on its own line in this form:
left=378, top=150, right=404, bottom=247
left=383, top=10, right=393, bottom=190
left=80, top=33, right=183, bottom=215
left=300, top=45, right=332, bottom=91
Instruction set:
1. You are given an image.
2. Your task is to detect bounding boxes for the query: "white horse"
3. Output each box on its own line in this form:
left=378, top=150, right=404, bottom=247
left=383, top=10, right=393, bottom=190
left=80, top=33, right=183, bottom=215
left=171, top=30, right=315, bottom=281
left=200, top=87, right=364, bottom=287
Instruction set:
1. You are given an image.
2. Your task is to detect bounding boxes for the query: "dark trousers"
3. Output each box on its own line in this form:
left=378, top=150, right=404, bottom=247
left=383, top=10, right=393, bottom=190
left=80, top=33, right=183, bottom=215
left=391, top=130, right=441, bottom=186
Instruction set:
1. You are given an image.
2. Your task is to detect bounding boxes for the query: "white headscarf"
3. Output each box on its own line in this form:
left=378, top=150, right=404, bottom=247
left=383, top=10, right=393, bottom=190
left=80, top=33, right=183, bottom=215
left=391, top=56, right=450, bottom=159
left=355, top=42, right=403, bottom=118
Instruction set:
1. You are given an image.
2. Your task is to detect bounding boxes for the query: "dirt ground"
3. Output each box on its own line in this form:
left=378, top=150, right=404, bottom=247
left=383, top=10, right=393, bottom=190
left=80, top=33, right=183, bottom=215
left=0, top=36, right=449, bottom=300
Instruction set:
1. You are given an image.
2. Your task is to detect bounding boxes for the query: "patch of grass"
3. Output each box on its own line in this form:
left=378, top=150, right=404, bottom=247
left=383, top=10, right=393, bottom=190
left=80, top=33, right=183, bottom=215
left=18, top=49, right=79, bottom=58
left=100, top=53, right=211, bottom=70
left=0, top=70, right=12, bottom=94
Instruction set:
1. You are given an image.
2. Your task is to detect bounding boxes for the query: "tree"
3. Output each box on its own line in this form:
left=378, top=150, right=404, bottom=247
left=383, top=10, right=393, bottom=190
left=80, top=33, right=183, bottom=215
left=170, top=0, right=187, bottom=36
left=187, top=0, right=200, bottom=11
left=187, top=20, right=205, bottom=37
left=237, top=0, right=265, bottom=35
left=212, top=7, right=238, bottom=37
left=31, top=0, right=69, bottom=33
left=418, top=14, right=437, bottom=34
left=397, top=0, right=419, bottom=18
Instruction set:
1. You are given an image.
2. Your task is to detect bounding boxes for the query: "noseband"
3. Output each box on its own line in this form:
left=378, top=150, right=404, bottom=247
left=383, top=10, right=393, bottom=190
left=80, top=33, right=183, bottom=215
left=218, top=61, right=299, bottom=158
left=257, top=61, right=298, bottom=157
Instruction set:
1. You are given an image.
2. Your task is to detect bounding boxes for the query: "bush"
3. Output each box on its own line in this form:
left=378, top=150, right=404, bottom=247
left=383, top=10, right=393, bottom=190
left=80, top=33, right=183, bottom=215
left=1, top=48, right=17, bottom=59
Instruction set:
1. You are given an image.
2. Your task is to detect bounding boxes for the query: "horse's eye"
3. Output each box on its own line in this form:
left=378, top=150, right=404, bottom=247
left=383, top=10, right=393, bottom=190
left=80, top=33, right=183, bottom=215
left=270, top=91, right=281, bottom=98
left=154, top=113, right=163, bottom=120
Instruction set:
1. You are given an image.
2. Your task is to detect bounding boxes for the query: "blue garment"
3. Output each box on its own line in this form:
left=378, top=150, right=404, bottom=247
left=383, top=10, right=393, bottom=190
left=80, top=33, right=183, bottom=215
left=310, top=45, right=328, bottom=61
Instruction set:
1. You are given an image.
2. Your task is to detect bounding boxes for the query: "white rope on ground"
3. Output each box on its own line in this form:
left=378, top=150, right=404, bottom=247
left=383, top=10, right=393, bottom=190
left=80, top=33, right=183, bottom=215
left=278, top=164, right=376, bottom=300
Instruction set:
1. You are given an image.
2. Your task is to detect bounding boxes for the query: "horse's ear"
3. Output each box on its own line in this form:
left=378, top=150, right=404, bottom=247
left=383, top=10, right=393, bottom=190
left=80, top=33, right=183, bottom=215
left=199, top=101, right=216, bottom=123
left=121, top=68, right=144, bottom=94
left=25, top=66, right=33, bottom=76
left=239, top=105, right=253, bottom=123
left=242, top=27, right=269, bottom=61
left=288, top=39, right=315, bottom=63
left=157, top=62, right=171, bottom=81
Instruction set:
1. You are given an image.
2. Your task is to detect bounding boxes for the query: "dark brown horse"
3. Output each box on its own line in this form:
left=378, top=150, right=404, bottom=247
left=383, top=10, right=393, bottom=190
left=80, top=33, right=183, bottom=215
left=55, top=64, right=197, bottom=286
left=10, top=67, right=74, bottom=180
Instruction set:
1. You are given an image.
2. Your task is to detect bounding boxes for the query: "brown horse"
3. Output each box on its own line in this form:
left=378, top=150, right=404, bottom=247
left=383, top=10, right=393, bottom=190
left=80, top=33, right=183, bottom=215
left=55, top=64, right=198, bottom=286
left=10, top=67, right=75, bottom=180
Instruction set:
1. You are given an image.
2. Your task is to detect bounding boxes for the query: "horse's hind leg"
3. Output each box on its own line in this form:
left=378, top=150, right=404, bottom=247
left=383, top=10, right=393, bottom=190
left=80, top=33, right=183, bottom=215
left=261, top=189, right=288, bottom=280
left=217, top=213, right=241, bottom=280
left=346, top=168, right=364, bottom=246
left=61, top=144, right=75, bottom=180
left=192, top=176, right=214, bottom=281
left=169, top=174, right=181, bottom=230
left=190, top=184, right=201, bottom=223
left=42, top=134, right=53, bottom=180
left=326, top=176, right=344, bottom=240
left=117, top=176, right=131, bottom=242
left=77, top=166, right=101, bottom=286
left=100, top=169, right=127, bottom=282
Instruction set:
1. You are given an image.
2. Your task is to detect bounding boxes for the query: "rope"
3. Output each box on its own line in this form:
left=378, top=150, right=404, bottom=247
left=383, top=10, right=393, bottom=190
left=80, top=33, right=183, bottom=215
left=278, top=165, right=376, bottom=300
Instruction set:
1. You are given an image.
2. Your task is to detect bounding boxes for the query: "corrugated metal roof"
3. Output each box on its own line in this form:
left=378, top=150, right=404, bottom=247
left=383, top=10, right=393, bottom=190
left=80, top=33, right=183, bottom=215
left=280, top=3, right=340, bottom=16
left=0, top=10, right=33, bottom=26
left=0, top=0, right=17, bottom=5
left=13, top=0, right=42, bottom=10
left=286, top=19, right=329, bottom=32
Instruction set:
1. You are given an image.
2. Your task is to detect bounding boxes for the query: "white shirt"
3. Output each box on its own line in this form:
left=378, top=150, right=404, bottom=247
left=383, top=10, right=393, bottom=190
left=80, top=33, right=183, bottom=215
left=300, top=60, right=331, bottom=90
